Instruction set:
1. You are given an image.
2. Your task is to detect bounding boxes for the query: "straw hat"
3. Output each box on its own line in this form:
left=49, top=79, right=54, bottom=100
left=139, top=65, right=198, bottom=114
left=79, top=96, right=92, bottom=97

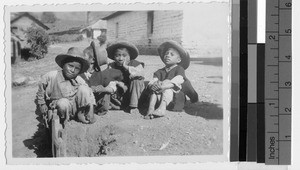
left=157, top=40, right=190, bottom=70
left=107, top=41, right=139, bottom=60
left=55, top=47, right=89, bottom=74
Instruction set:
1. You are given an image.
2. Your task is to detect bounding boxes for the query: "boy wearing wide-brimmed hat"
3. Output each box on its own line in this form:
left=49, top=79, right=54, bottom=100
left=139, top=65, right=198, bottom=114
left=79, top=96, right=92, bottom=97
left=145, top=40, right=198, bottom=119
left=106, top=41, right=145, bottom=114
left=36, top=47, right=96, bottom=125
left=80, top=41, right=122, bottom=115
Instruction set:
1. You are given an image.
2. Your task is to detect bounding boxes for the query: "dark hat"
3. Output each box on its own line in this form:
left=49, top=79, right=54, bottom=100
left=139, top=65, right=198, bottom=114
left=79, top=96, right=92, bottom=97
left=84, top=41, right=108, bottom=70
left=106, top=41, right=139, bottom=60
left=55, top=47, right=89, bottom=74
left=157, top=40, right=190, bottom=70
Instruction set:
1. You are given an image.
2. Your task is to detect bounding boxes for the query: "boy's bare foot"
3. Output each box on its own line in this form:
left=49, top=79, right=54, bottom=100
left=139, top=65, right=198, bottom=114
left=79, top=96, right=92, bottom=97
left=152, top=100, right=167, bottom=117
left=130, top=108, right=140, bottom=115
left=95, top=110, right=108, bottom=116
left=144, top=114, right=154, bottom=119
left=144, top=108, right=154, bottom=119
left=88, top=116, right=96, bottom=124
left=152, top=108, right=166, bottom=117
left=77, top=111, right=89, bottom=124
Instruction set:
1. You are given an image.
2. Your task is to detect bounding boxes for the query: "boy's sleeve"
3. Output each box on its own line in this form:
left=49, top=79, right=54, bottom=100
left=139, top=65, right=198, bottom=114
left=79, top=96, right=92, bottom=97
left=170, top=67, right=186, bottom=92
left=36, top=72, right=50, bottom=105
left=148, top=70, right=160, bottom=86
left=169, top=75, right=184, bottom=92
left=128, top=64, right=144, bottom=78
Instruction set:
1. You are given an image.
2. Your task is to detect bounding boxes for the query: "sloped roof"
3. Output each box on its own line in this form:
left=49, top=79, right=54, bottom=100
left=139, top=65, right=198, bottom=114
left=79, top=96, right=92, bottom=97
left=81, top=19, right=107, bottom=31
left=11, top=12, right=49, bottom=30
left=46, top=19, right=87, bottom=34
left=102, top=11, right=130, bottom=20
left=11, top=34, right=22, bottom=41
left=89, top=19, right=106, bottom=29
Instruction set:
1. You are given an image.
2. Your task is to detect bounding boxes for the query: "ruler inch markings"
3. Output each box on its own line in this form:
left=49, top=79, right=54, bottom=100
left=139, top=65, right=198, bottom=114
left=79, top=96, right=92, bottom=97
left=265, top=0, right=291, bottom=165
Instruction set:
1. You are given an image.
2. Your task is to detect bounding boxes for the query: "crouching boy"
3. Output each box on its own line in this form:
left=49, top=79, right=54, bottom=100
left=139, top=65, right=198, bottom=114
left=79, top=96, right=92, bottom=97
left=36, top=47, right=96, bottom=125
left=145, top=40, right=198, bottom=119
left=106, top=41, right=145, bottom=114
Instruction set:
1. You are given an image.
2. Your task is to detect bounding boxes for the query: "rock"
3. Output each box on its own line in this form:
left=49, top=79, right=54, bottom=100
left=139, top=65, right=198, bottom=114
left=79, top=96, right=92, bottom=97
left=28, top=76, right=34, bottom=81
left=27, top=80, right=37, bottom=85
left=12, top=75, right=28, bottom=86
left=27, top=76, right=37, bottom=85
left=12, top=74, right=36, bottom=87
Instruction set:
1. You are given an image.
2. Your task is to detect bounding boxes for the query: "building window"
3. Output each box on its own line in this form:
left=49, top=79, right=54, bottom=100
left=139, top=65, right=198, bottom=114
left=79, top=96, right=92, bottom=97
left=147, top=11, right=154, bottom=35
left=115, top=22, right=119, bottom=38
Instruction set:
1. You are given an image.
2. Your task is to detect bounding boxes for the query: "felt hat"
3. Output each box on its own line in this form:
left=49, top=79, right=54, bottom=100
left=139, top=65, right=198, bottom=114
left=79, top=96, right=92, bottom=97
left=84, top=41, right=108, bottom=70
left=106, top=41, right=139, bottom=60
left=55, top=47, right=89, bottom=74
left=157, top=40, right=190, bottom=70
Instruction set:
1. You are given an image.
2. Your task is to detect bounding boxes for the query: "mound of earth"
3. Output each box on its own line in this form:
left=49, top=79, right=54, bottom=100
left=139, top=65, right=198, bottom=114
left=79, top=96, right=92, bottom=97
left=63, top=109, right=223, bottom=157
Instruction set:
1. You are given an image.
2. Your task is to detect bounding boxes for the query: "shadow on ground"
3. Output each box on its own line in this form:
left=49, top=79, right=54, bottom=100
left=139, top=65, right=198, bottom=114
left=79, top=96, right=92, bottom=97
left=184, top=101, right=223, bottom=120
left=23, top=99, right=52, bottom=157
left=190, top=57, right=222, bottom=67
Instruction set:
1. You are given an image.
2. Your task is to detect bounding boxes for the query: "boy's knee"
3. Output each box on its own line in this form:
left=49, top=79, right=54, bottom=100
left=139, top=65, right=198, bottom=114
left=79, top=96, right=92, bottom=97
left=56, top=98, right=70, bottom=110
left=130, top=79, right=145, bottom=91
left=163, top=89, right=173, bottom=94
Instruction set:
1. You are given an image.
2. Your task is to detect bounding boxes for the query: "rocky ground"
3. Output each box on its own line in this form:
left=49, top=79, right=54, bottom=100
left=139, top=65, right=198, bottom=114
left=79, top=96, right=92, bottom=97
left=11, top=40, right=223, bottom=157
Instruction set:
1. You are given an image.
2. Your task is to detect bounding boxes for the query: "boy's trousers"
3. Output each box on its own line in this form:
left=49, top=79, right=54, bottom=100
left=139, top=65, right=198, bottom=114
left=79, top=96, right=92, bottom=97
left=126, top=78, right=145, bottom=108
left=51, top=85, right=95, bottom=119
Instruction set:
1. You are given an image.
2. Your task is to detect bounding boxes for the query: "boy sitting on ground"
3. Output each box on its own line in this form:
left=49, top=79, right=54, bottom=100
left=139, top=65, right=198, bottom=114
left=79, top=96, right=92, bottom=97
left=80, top=41, right=120, bottom=116
left=145, top=40, right=198, bottom=119
left=36, top=47, right=96, bottom=125
left=106, top=41, right=145, bottom=114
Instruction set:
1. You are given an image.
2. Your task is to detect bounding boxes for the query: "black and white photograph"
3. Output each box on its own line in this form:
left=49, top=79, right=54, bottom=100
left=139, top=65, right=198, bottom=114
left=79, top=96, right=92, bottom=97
left=5, top=1, right=230, bottom=164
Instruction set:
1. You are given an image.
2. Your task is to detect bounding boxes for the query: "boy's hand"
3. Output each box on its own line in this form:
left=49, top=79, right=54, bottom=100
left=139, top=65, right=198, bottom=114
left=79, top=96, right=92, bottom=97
left=158, top=80, right=173, bottom=93
left=150, top=81, right=162, bottom=92
left=116, top=81, right=125, bottom=89
left=116, top=81, right=128, bottom=93
left=122, top=58, right=130, bottom=70
left=107, top=81, right=117, bottom=93
left=39, top=104, right=48, bottom=115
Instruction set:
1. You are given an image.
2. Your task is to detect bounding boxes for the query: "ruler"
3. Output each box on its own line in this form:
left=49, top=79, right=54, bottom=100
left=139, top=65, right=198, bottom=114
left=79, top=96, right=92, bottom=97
left=265, top=0, right=292, bottom=165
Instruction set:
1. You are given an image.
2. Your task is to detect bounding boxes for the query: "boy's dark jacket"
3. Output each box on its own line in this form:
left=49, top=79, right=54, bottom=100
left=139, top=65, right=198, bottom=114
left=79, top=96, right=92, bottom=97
left=81, top=60, right=142, bottom=88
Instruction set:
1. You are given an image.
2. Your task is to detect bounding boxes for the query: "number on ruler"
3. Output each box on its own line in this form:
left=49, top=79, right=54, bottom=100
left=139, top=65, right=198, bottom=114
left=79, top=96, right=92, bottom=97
left=285, top=81, right=291, bottom=87
left=269, top=35, right=277, bottom=40
left=285, top=2, right=292, bottom=7
left=285, top=108, right=291, bottom=113
left=285, top=55, right=291, bottom=60
left=285, top=29, right=291, bottom=34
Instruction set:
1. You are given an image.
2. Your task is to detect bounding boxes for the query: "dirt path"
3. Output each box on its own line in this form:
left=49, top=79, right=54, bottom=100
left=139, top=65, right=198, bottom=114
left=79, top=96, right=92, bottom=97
left=12, top=85, right=52, bottom=157
left=64, top=107, right=223, bottom=157
left=12, top=84, right=223, bottom=157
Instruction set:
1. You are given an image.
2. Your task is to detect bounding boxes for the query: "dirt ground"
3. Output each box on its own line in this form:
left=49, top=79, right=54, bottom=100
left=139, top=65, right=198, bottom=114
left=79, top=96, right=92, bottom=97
left=11, top=40, right=223, bottom=157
